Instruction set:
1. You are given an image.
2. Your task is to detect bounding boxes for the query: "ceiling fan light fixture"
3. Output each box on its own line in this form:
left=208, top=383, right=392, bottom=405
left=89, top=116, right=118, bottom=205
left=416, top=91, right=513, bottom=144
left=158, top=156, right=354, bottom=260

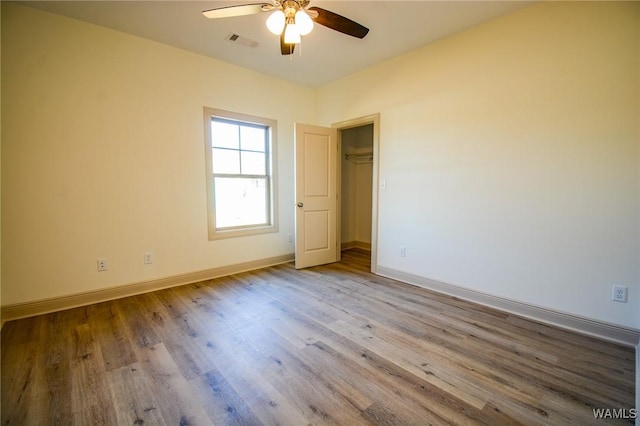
left=266, top=10, right=286, bottom=35
left=284, top=21, right=301, bottom=44
left=202, top=1, right=370, bottom=57
left=295, top=10, right=314, bottom=36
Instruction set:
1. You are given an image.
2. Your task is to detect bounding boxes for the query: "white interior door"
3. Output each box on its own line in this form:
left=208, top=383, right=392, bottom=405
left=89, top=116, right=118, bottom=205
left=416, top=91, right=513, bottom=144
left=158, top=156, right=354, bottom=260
left=294, top=123, right=338, bottom=269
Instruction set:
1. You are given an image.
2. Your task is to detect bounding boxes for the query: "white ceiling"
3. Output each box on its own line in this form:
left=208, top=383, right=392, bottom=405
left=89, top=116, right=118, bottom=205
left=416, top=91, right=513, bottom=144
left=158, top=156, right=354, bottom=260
left=19, top=1, right=531, bottom=87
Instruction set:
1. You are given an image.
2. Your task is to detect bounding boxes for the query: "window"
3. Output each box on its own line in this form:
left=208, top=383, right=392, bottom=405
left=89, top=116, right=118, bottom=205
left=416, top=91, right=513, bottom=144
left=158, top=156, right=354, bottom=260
left=204, top=107, right=278, bottom=239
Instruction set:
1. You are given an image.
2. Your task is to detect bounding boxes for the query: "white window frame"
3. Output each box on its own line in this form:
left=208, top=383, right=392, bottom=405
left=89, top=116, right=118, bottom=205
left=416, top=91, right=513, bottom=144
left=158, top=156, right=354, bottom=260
left=204, top=107, right=278, bottom=240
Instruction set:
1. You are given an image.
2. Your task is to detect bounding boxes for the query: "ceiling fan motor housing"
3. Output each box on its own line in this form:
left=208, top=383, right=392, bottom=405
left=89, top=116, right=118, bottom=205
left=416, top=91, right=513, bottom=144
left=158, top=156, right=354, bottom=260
left=282, top=0, right=309, bottom=17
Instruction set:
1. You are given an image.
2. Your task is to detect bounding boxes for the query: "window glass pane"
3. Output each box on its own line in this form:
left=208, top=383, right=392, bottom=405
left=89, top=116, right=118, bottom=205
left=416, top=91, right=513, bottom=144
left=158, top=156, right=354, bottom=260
left=205, top=107, right=277, bottom=240
left=212, top=148, right=240, bottom=174
left=241, top=151, right=266, bottom=175
left=214, top=177, right=268, bottom=228
left=240, top=126, right=266, bottom=152
left=211, top=120, right=239, bottom=149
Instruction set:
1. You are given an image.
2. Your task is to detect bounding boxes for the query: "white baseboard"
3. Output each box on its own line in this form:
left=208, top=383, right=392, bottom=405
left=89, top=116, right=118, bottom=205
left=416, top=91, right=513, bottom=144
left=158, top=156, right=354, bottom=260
left=3, top=255, right=638, bottom=349
left=1, top=253, right=294, bottom=325
left=376, top=266, right=640, bottom=348
left=341, top=240, right=371, bottom=251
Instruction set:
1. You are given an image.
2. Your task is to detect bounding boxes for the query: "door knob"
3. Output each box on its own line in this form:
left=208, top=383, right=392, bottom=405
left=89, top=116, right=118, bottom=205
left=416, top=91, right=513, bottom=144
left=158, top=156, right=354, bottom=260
left=297, top=202, right=304, bottom=208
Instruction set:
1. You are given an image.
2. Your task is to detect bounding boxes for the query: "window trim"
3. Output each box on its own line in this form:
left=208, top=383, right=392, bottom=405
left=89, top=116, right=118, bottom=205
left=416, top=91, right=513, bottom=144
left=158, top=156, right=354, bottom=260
left=204, top=107, right=278, bottom=240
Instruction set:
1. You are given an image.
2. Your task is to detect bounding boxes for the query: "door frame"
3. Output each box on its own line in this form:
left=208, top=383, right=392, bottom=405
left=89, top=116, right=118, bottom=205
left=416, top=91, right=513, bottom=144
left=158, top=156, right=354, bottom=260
left=333, top=113, right=380, bottom=273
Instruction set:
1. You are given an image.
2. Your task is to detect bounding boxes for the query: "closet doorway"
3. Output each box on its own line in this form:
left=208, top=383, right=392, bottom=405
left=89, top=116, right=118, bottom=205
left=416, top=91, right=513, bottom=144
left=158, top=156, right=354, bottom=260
left=335, top=114, right=379, bottom=273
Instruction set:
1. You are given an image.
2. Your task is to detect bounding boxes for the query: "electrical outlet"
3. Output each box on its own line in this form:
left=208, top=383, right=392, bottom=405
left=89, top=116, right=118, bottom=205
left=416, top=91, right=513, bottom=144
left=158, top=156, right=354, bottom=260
left=288, top=234, right=293, bottom=243
left=399, top=246, right=406, bottom=257
left=97, top=258, right=108, bottom=272
left=144, top=252, right=153, bottom=264
left=611, top=285, right=627, bottom=303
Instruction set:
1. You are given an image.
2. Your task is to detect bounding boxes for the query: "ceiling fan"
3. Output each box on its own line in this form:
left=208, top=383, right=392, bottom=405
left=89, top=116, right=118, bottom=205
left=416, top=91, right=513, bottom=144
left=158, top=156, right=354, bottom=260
left=202, top=1, right=369, bottom=55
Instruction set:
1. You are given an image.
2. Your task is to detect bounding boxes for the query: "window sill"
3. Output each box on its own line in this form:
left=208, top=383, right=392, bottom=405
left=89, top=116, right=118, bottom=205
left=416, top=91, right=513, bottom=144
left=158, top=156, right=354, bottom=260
left=208, top=224, right=278, bottom=241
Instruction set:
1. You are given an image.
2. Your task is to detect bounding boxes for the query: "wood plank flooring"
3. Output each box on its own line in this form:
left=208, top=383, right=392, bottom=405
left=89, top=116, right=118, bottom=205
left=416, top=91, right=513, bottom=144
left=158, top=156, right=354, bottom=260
left=1, top=249, right=636, bottom=425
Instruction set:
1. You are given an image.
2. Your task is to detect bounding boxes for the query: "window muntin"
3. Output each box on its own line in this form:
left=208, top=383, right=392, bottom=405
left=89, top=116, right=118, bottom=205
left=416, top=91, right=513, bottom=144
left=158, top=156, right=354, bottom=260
left=204, top=108, right=278, bottom=239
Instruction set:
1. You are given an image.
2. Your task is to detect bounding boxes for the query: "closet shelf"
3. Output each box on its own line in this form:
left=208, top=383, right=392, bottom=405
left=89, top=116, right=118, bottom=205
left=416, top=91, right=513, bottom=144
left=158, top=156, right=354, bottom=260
left=344, top=152, right=373, bottom=164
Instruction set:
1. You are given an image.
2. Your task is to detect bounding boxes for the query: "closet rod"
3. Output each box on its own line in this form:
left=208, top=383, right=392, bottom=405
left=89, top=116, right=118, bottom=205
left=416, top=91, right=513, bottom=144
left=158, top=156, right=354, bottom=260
left=344, top=152, right=373, bottom=164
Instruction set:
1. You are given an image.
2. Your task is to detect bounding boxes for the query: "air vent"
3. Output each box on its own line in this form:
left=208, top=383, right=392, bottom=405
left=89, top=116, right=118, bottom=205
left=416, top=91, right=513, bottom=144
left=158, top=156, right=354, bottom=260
left=226, top=33, right=259, bottom=48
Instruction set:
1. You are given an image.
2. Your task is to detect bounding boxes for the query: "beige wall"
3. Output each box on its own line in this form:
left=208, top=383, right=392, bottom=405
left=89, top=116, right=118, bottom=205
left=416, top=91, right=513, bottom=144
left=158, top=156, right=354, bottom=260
left=317, top=2, right=640, bottom=328
left=1, top=3, right=315, bottom=306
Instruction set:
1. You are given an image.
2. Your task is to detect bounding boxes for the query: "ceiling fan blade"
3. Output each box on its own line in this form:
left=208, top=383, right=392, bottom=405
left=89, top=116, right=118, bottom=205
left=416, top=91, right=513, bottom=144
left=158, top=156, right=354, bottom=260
left=280, top=31, right=295, bottom=55
left=202, top=3, right=272, bottom=19
left=307, top=7, right=369, bottom=39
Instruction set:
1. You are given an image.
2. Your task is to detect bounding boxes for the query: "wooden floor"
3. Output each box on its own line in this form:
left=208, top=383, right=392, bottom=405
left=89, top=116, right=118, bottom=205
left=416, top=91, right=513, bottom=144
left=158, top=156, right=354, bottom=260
left=1, top=249, right=636, bottom=425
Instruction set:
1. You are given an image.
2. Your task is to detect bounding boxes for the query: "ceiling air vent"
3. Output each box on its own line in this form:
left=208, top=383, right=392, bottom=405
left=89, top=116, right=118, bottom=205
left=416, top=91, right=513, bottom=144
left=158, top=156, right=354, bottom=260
left=226, top=33, right=259, bottom=48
